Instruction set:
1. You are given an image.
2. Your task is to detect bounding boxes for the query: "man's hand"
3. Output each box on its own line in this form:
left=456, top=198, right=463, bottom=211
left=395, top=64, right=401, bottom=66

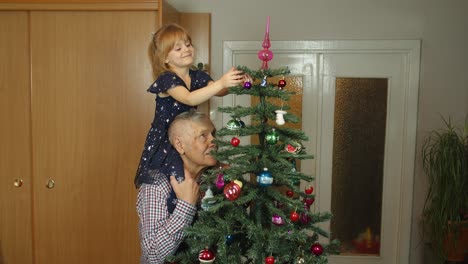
left=170, top=175, right=199, bottom=206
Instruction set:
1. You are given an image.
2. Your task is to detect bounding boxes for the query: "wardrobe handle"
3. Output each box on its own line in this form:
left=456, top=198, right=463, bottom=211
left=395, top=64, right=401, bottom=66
left=13, top=179, right=23, bottom=187
left=46, top=179, right=55, bottom=189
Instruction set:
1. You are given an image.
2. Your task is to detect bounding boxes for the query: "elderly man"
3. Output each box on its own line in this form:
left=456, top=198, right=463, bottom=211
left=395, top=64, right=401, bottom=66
left=136, top=110, right=217, bottom=264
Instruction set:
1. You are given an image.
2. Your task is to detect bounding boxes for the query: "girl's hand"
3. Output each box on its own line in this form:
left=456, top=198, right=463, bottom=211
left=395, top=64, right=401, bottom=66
left=219, top=67, right=244, bottom=88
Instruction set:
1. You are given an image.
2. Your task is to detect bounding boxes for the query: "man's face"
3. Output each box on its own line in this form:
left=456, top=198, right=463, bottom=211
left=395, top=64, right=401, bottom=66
left=182, top=119, right=217, bottom=169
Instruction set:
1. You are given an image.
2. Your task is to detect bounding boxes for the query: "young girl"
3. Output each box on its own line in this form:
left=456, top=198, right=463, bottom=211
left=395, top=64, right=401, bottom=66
left=134, top=23, right=243, bottom=207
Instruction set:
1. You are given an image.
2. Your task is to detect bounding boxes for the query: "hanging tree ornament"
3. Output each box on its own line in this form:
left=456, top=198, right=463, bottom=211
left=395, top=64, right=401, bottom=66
left=285, top=140, right=302, bottom=154
left=199, top=247, right=216, bottom=263
left=224, top=180, right=243, bottom=201
left=304, top=197, right=315, bottom=207
left=290, top=159, right=300, bottom=186
left=265, top=128, right=279, bottom=145
left=272, top=214, right=285, bottom=226
left=227, top=118, right=242, bottom=130
left=278, top=77, right=287, bottom=89
left=225, top=234, right=235, bottom=245
left=290, top=210, right=300, bottom=222
left=236, top=117, right=245, bottom=128
left=258, top=16, right=273, bottom=70
left=243, top=73, right=253, bottom=89
left=216, top=172, right=225, bottom=189
left=295, top=250, right=305, bottom=264
left=310, top=242, right=324, bottom=256
left=231, top=136, right=240, bottom=147
left=300, top=203, right=311, bottom=224
left=265, top=256, right=275, bottom=264
left=201, top=188, right=216, bottom=211
left=275, top=110, right=287, bottom=126
left=257, top=167, right=273, bottom=187
left=260, top=75, right=268, bottom=87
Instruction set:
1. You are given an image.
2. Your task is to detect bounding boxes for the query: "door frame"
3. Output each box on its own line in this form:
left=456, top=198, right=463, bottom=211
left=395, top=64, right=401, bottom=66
left=220, top=40, right=421, bottom=264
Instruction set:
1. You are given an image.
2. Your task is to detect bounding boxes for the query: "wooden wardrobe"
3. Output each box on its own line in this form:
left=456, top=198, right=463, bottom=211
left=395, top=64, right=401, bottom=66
left=0, top=1, right=210, bottom=263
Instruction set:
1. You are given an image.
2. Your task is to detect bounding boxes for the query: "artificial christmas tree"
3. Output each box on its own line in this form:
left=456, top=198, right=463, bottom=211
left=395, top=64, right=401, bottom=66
left=170, top=17, right=339, bottom=264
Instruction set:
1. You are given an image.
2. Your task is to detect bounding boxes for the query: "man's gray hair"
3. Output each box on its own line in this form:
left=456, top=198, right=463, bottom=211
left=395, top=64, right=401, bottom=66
left=168, top=109, right=209, bottom=144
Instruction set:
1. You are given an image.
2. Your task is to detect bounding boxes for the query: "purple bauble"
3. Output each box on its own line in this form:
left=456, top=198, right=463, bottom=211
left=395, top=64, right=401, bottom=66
left=272, top=214, right=285, bottom=226
left=243, top=81, right=252, bottom=89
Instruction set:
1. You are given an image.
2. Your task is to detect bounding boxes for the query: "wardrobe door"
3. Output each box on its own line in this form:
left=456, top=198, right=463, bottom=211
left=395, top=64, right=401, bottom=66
left=30, top=10, right=156, bottom=264
left=0, top=11, right=34, bottom=264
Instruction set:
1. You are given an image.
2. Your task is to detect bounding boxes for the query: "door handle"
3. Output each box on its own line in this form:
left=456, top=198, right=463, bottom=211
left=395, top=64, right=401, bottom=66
left=13, top=179, right=23, bottom=187
left=46, top=179, right=55, bottom=189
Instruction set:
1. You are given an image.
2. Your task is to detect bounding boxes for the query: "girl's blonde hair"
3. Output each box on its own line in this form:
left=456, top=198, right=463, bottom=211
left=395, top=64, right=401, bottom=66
left=149, top=23, right=192, bottom=78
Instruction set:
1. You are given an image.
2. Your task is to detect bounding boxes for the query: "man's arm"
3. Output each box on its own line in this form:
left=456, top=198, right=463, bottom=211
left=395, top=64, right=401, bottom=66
left=137, top=182, right=196, bottom=264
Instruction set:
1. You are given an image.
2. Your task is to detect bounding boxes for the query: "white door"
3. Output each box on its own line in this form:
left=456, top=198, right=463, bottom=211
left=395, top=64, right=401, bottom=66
left=219, top=40, right=420, bottom=264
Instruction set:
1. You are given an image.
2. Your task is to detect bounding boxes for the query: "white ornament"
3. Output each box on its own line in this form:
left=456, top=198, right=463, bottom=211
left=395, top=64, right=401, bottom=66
left=201, top=188, right=215, bottom=211
left=275, top=110, right=287, bottom=125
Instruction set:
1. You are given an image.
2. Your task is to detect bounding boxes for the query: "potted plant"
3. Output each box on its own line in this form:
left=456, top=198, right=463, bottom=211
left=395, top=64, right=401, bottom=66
left=421, top=116, right=468, bottom=262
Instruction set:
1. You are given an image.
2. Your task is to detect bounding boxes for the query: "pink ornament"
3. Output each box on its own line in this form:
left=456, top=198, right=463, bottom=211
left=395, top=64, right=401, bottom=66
left=263, top=16, right=271, bottom=49
left=216, top=173, right=225, bottom=189
left=257, top=49, right=274, bottom=63
left=272, top=214, right=285, bottom=226
left=258, top=16, right=274, bottom=69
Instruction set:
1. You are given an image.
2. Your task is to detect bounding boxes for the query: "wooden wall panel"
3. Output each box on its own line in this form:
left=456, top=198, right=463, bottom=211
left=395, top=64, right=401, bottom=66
left=0, top=11, right=34, bottom=264
left=30, top=10, right=157, bottom=264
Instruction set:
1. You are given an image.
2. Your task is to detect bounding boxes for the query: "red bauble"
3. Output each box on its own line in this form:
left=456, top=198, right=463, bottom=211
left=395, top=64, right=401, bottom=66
left=265, top=256, right=275, bottom=264
left=278, top=79, right=287, bottom=88
left=286, top=190, right=294, bottom=197
left=223, top=180, right=243, bottom=201
left=199, top=247, right=216, bottom=263
left=231, top=137, right=240, bottom=147
left=305, top=186, right=314, bottom=194
left=310, top=242, right=324, bottom=256
left=290, top=211, right=300, bottom=222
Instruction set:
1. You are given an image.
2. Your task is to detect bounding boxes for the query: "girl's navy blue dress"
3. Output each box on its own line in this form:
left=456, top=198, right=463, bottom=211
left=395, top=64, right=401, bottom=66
left=135, top=69, right=212, bottom=213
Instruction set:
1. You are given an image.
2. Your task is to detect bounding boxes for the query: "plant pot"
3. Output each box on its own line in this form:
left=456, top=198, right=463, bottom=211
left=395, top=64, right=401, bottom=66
left=444, top=220, right=468, bottom=261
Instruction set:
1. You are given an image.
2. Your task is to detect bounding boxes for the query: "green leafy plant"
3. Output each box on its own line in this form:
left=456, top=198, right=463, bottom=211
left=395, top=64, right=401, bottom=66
left=421, top=116, right=468, bottom=262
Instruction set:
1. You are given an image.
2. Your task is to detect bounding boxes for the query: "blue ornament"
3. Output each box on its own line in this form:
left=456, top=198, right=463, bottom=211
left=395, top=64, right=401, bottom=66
left=225, top=234, right=234, bottom=245
left=257, top=167, right=273, bottom=187
left=237, top=118, right=245, bottom=128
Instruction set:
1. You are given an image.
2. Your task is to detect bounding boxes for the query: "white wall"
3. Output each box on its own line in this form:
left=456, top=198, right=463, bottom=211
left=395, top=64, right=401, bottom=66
left=168, top=0, right=468, bottom=263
